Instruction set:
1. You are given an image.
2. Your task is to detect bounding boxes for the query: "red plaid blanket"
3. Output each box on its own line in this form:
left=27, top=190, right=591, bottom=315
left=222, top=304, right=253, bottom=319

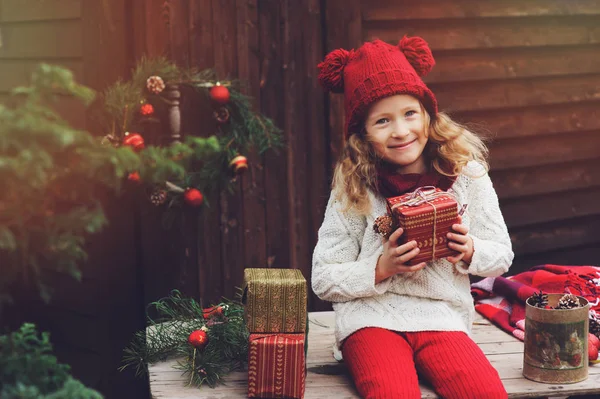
left=470, top=265, right=600, bottom=340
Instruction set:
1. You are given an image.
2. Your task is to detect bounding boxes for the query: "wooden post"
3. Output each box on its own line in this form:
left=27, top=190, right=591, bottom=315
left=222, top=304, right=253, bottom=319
left=164, top=84, right=182, bottom=144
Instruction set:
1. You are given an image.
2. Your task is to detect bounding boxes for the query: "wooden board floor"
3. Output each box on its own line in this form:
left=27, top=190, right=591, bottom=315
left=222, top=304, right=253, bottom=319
left=149, top=311, right=600, bottom=398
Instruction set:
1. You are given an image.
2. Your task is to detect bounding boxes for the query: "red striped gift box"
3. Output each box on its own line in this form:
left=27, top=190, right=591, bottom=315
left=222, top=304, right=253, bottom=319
left=387, top=187, right=461, bottom=265
left=248, top=333, right=305, bottom=399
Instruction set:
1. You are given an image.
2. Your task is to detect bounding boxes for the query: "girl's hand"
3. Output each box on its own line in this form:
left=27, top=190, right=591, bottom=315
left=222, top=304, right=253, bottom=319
left=446, top=216, right=474, bottom=264
left=375, top=227, right=427, bottom=283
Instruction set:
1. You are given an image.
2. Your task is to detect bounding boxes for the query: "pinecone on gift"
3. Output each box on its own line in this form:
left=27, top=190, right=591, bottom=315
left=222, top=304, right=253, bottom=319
left=373, top=215, right=395, bottom=239
left=590, top=314, right=600, bottom=339
left=529, top=291, right=548, bottom=308
left=556, top=293, right=580, bottom=309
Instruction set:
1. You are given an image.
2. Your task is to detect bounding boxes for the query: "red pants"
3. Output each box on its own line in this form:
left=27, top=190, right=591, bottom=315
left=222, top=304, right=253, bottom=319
left=342, top=327, right=507, bottom=399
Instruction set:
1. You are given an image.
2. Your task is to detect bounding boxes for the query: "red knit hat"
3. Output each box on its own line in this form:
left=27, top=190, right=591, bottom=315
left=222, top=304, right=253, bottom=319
left=318, top=37, right=438, bottom=137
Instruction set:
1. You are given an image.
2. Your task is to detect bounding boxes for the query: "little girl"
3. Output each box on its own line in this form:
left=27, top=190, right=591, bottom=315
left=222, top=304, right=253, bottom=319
left=312, top=37, right=514, bottom=399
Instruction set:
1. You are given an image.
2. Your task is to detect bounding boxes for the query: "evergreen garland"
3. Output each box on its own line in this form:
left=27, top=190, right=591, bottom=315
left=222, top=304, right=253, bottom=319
left=0, top=323, right=103, bottom=398
left=96, top=57, right=283, bottom=209
left=120, top=290, right=249, bottom=388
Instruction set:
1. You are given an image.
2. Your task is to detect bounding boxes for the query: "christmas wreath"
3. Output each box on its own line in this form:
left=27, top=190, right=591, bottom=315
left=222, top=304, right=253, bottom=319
left=120, top=290, right=249, bottom=388
left=97, top=57, right=282, bottom=210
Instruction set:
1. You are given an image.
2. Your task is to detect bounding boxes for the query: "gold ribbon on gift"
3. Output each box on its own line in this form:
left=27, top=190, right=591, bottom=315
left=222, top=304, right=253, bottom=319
left=390, top=186, right=466, bottom=259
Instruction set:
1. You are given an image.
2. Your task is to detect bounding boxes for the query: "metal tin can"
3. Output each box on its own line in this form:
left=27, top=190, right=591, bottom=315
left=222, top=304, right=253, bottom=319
left=523, top=294, right=589, bottom=383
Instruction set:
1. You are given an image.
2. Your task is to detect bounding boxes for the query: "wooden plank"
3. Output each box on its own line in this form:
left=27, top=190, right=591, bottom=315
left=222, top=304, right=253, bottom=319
left=427, top=45, right=600, bottom=84
left=260, top=0, right=291, bottom=271
left=1, top=0, right=81, bottom=22
left=510, top=215, right=600, bottom=255
left=0, top=20, right=82, bottom=58
left=488, top=131, right=600, bottom=171
left=365, top=17, right=600, bottom=51
left=277, top=0, right=327, bottom=308
left=455, top=101, right=600, bottom=140
left=189, top=0, right=214, bottom=69
left=325, top=0, right=362, bottom=170
left=130, top=0, right=170, bottom=59
left=491, top=159, right=600, bottom=200
left=213, top=0, right=243, bottom=300
left=165, top=0, right=191, bottom=67
left=0, top=59, right=83, bottom=92
left=188, top=0, right=222, bottom=305
left=501, top=186, right=600, bottom=228
left=432, top=75, right=600, bottom=113
left=281, top=0, right=310, bottom=275
left=304, top=0, right=329, bottom=311
left=148, top=312, right=600, bottom=398
left=237, top=0, right=268, bottom=273
left=363, top=0, right=600, bottom=21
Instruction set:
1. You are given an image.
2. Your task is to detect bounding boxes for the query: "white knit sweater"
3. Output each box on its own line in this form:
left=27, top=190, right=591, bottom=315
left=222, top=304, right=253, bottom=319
left=311, top=161, right=514, bottom=350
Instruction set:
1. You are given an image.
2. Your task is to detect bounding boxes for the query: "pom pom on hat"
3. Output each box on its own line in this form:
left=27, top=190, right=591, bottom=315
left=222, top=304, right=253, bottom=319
left=398, top=36, right=435, bottom=77
left=318, top=48, right=352, bottom=93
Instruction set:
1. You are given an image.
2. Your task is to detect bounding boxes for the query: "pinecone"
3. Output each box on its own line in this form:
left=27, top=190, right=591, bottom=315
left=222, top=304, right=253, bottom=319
left=146, top=75, right=166, bottom=94
left=528, top=290, right=548, bottom=308
left=590, top=314, right=600, bottom=339
left=373, top=215, right=394, bottom=239
left=555, top=293, right=580, bottom=309
left=150, top=189, right=167, bottom=206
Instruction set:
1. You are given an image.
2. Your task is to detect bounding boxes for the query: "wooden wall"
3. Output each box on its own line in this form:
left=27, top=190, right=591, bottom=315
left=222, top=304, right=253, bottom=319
left=2, top=1, right=600, bottom=396
left=352, top=0, right=600, bottom=271
left=132, top=0, right=600, bottom=315
left=130, top=0, right=332, bottom=313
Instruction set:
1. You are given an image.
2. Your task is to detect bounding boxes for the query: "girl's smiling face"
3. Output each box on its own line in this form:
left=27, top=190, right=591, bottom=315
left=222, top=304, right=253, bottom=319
left=365, top=94, right=429, bottom=174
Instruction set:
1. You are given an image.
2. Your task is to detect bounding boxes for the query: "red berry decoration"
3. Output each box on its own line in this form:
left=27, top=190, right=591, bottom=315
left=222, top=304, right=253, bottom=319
left=140, top=103, right=154, bottom=116
left=123, top=133, right=145, bottom=152
left=188, top=329, right=209, bottom=350
left=229, top=155, right=248, bottom=175
left=183, top=188, right=204, bottom=207
left=127, top=172, right=141, bottom=182
left=210, top=84, right=230, bottom=105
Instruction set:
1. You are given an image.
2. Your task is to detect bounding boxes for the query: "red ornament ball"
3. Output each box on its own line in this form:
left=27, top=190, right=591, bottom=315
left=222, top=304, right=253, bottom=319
left=229, top=155, right=248, bottom=175
left=127, top=172, right=141, bottom=182
left=140, top=103, right=154, bottom=116
left=188, top=329, right=209, bottom=350
left=183, top=188, right=204, bottom=207
left=210, top=84, right=230, bottom=105
left=123, top=133, right=145, bottom=151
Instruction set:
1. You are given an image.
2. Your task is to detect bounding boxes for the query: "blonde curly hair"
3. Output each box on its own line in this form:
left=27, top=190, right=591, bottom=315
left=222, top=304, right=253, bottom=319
left=332, top=103, right=489, bottom=215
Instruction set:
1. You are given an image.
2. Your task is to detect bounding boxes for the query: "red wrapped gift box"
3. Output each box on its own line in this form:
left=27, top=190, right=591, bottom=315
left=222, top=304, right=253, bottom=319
left=248, top=333, right=305, bottom=399
left=387, top=187, right=461, bottom=265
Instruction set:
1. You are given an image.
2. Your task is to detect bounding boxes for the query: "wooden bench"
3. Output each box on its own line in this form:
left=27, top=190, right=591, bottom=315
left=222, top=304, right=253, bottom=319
left=149, top=311, right=600, bottom=398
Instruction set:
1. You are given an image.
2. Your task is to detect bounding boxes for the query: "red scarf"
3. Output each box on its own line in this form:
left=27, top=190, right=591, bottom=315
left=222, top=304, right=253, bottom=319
left=376, top=165, right=456, bottom=197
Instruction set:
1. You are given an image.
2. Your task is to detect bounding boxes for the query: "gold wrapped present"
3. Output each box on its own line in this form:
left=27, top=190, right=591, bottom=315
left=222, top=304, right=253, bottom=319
left=243, top=268, right=307, bottom=333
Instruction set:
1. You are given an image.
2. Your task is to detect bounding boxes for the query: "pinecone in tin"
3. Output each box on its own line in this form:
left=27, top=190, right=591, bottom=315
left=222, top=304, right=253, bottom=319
left=146, top=75, right=166, bottom=94
left=529, top=290, right=548, bottom=308
left=556, top=293, right=580, bottom=309
left=590, top=314, right=600, bottom=339
left=373, top=215, right=394, bottom=239
left=150, top=189, right=167, bottom=206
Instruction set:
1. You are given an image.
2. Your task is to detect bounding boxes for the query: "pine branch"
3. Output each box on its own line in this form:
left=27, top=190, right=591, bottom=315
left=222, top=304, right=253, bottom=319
left=120, top=290, right=249, bottom=388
